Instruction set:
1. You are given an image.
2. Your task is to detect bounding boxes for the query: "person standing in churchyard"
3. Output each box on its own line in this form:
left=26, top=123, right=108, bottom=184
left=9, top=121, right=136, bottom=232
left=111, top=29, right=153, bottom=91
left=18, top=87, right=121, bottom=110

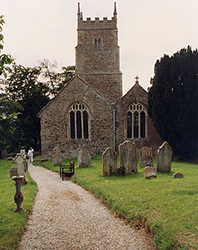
left=20, top=147, right=26, bottom=158
left=28, top=147, right=34, bottom=163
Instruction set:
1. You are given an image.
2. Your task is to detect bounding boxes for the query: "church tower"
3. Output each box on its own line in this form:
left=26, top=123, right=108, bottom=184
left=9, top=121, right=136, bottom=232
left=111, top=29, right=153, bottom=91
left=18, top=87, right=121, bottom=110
left=75, top=2, right=122, bottom=103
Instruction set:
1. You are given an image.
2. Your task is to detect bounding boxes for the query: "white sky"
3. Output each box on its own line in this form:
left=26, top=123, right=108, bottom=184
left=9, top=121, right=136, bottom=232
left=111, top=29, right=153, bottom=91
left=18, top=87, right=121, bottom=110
left=1, top=0, right=198, bottom=94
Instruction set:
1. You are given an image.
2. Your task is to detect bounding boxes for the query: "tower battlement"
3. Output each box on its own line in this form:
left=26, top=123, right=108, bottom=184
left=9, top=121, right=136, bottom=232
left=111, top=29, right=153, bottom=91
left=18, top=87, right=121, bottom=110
left=78, top=2, right=117, bottom=30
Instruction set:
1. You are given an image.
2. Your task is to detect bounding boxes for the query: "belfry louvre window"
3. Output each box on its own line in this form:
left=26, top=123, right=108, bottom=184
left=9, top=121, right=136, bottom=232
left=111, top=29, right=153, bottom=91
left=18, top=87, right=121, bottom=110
left=94, top=38, right=101, bottom=51
left=127, top=103, right=147, bottom=139
left=69, top=102, right=89, bottom=139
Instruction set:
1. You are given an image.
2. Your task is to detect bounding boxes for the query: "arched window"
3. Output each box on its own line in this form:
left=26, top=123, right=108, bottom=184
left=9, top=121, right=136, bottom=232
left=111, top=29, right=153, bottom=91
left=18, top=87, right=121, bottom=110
left=94, top=38, right=101, bottom=51
left=127, top=102, right=147, bottom=139
left=69, top=102, right=89, bottom=139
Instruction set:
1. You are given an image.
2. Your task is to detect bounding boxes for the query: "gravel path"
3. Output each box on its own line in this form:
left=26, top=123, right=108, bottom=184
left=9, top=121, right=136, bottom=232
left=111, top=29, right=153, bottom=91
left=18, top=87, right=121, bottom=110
left=19, top=164, right=154, bottom=250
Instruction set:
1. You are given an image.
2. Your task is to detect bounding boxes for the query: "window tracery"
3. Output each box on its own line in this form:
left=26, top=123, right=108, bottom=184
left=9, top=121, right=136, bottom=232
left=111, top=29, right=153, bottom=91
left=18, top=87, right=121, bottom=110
left=127, top=102, right=147, bottom=139
left=69, top=102, right=89, bottom=139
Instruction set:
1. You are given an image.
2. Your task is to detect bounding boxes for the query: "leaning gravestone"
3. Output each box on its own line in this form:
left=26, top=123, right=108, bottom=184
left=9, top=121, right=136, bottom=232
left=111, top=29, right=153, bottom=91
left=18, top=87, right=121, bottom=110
left=119, top=140, right=137, bottom=175
left=173, top=172, right=183, bottom=178
left=156, top=141, right=173, bottom=172
left=78, top=147, right=91, bottom=168
left=1, top=149, right=8, bottom=159
left=144, top=165, right=157, bottom=179
left=139, top=146, right=153, bottom=168
left=53, top=151, right=62, bottom=166
left=102, top=148, right=117, bottom=176
left=13, top=153, right=25, bottom=176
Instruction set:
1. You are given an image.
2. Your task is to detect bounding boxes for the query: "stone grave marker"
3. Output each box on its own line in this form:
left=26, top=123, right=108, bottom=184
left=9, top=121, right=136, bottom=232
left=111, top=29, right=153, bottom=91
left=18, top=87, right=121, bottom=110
left=173, top=172, right=183, bottom=178
left=144, top=165, right=157, bottom=179
left=139, top=146, right=153, bottom=168
left=23, top=160, right=28, bottom=172
left=78, top=147, right=91, bottom=168
left=53, top=150, right=62, bottom=166
left=1, top=149, right=8, bottom=159
left=10, top=166, right=18, bottom=177
left=102, top=147, right=117, bottom=176
left=119, top=140, right=137, bottom=175
left=156, top=141, right=173, bottom=172
left=13, top=153, right=25, bottom=176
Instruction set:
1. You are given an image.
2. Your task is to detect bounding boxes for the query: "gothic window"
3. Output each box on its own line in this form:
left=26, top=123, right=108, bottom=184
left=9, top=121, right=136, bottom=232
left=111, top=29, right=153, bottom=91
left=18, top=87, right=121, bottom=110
left=70, top=111, right=75, bottom=139
left=127, top=112, right=132, bottom=138
left=94, top=38, right=101, bottom=51
left=127, top=103, right=147, bottom=139
left=69, top=102, right=89, bottom=139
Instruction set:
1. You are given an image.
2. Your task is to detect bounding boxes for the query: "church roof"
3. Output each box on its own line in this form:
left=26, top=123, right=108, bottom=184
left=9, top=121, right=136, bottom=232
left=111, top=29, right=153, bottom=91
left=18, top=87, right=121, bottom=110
left=38, top=74, right=110, bottom=117
left=118, top=77, right=148, bottom=107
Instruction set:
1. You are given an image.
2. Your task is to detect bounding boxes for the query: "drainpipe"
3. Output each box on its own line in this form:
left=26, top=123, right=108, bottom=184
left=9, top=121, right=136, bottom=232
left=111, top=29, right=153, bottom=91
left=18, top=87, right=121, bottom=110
left=108, top=102, right=118, bottom=150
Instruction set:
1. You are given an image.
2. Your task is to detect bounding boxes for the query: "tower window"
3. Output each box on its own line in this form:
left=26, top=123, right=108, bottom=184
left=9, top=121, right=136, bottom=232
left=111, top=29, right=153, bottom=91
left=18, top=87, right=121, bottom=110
left=69, top=102, right=89, bottom=139
left=94, top=38, right=101, bottom=51
left=127, top=103, right=147, bottom=139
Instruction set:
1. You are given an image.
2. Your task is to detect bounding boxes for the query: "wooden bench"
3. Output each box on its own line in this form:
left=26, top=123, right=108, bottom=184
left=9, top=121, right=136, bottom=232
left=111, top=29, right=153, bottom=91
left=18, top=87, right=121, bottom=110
left=60, top=162, right=75, bottom=180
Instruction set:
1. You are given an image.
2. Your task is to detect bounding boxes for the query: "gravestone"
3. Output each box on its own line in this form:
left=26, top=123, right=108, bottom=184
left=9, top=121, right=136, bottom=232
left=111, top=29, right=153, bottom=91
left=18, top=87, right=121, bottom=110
left=173, top=172, right=183, bottom=178
left=10, top=166, right=18, bottom=177
left=156, top=141, right=173, bottom=172
left=53, top=151, right=62, bottom=166
left=78, top=147, right=91, bottom=168
left=1, top=149, right=8, bottom=159
left=144, top=165, right=157, bottom=179
left=23, top=160, right=28, bottom=172
left=13, top=153, right=25, bottom=176
left=102, top=148, right=117, bottom=176
left=119, top=140, right=137, bottom=175
left=139, top=146, right=153, bottom=168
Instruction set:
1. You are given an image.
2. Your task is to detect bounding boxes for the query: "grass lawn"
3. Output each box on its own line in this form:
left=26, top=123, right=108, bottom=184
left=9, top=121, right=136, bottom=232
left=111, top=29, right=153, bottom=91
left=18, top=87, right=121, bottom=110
left=0, top=159, right=38, bottom=250
left=35, top=155, right=198, bottom=250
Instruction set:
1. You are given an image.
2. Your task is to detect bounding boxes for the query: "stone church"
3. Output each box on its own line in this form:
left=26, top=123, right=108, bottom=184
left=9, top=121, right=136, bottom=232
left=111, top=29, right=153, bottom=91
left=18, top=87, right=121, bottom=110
left=38, top=3, right=161, bottom=160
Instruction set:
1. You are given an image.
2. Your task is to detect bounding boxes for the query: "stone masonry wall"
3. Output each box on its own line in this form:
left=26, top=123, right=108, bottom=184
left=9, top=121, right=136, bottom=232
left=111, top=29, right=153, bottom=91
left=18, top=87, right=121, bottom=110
left=39, top=77, right=114, bottom=160
left=76, top=8, right=122, bottom=104
left=116, top=82, right=162, bottom=155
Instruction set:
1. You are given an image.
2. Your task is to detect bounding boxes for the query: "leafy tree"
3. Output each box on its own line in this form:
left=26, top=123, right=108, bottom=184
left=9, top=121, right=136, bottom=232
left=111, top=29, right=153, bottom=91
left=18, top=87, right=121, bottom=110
left=0, top=15, right=13, bottom=77
left=0, top=15, right=15, bottom=153
left=5, top=63, right=50, bottom=151
left=40, top=59, right=75, bottom=96
left=56, top=65, right=75, bottom=91
left=4, top=61, right=75, bottom=152
left=0, top=91, right=23, bottom=152
left=148, top=46, right=198, bottom=161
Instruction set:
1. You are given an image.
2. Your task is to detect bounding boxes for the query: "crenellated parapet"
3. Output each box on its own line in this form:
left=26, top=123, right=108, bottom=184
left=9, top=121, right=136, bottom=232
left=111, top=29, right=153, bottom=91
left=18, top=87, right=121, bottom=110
left=77, top=2, right=117, bottom=30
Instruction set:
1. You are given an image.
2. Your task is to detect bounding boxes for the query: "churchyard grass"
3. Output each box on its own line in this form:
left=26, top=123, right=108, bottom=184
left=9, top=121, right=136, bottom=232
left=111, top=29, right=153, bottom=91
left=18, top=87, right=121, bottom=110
left=35, top=155, right=198, bottom=249
left=0, top=159, right=38, bottom=250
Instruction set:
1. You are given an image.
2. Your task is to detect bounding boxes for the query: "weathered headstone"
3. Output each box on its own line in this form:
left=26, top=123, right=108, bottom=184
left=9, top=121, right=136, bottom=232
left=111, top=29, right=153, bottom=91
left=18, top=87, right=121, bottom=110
left=144, top=165, right=157, bottom=179
left=173, top=172, right=183, bottom=178
left=119, top=140, right=137, bottom=175
left=102, top=147, right=117, bottom=176
left=78, top=147, right=91, bottom=168
left=23, top=160, right=28, bottom=172
left=1, top=149, right=8, bottom=159
left=156, top=141, right=173, bottom=172
left=139, top=146, right=153, bottom=168
left=53, top=151, right=62, bottom=166
left=13, top=153, right=25, bottom=176
left=10, top=166, right=18, bottom=177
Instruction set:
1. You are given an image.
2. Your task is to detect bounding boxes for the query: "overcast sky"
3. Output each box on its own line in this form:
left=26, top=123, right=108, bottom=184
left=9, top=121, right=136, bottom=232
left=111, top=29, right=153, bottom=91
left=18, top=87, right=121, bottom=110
left=1, top=0, right=198, bottom=94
